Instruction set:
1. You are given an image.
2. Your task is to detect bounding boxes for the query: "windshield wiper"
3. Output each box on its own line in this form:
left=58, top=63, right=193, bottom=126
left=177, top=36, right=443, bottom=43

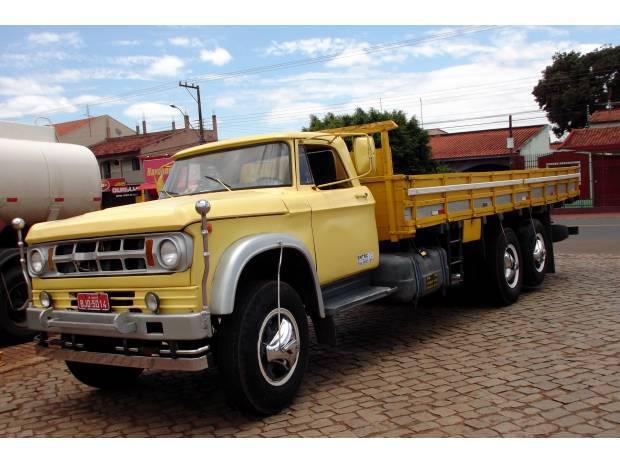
left=204, top=175, right=232, bottom=191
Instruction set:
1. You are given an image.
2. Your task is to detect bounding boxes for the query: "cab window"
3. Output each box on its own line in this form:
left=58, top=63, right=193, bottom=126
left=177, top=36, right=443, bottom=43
left=301, top=144, right=352, bottom=189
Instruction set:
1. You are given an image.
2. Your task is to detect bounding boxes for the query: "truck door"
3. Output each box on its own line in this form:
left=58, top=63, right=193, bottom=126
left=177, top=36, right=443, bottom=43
left=297, top=141, right=379, bottom=284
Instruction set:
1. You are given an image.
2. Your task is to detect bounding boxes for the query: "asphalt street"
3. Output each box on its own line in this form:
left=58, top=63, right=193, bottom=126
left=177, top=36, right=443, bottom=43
left=553, top=213, right=620, bottom=255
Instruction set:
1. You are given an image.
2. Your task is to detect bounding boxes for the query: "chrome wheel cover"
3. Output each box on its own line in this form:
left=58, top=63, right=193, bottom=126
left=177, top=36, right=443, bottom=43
left=257, top=307, right=300, bottom=386
left=503, top=243, right=520, bottom=289
left=533, top=232, right=547, bottom=273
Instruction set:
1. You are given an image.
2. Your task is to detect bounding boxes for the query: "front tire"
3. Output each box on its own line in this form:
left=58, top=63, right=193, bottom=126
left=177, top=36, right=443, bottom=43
left=216, top=280, right=309, bottom=415
left=0, top=265, right=34, bottom=342
left=485, top=226, right=523, bottom=306
left=66, top=361, right=143, bottom=389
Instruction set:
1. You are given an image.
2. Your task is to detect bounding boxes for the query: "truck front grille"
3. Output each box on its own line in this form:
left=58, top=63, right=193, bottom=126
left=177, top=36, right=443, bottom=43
left=32, top=232, right=193, bottom=278
left=52, top=237, right=148, bottom=276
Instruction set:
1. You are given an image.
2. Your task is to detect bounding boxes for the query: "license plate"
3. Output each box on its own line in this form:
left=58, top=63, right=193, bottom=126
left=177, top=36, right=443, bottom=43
left=76, top=293, right=111, bottom=312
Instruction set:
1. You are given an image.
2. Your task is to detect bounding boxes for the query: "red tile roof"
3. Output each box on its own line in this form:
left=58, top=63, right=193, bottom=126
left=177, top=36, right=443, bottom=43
left=52, top=117, right=97, bottom=137
left=429, top=125, right=546, bottom=160
left=559, top=126, right=620, bottom=152
left=589, top=107, right=620, bottom=124
left=90, top=131, right=175, bottom=157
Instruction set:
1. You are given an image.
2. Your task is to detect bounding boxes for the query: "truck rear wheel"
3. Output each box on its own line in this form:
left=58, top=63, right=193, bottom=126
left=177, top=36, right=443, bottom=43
left=216, top=280, right=309, bottom=415
left=518, top=219, right=548, bottom=287
left=65, top=361, right=143, bottom=389
left=486, top=226, right=523, bottom=306
left=0, top=265, right=33, bottom=342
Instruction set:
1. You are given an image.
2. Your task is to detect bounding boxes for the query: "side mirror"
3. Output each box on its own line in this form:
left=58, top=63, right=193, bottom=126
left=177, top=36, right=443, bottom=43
left=351, top=136, right=376, bottom=177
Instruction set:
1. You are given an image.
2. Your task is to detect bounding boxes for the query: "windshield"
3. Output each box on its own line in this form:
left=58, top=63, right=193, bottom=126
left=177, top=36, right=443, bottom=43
left=162, top=142, right=291, bottom=197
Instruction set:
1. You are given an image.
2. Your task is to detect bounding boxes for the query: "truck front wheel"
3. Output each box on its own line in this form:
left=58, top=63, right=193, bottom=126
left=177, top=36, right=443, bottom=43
left=486, top=227, right=523, bottom=306
left=217, top=280, right=309, bottom=415
left=0, top=265, right=33, bottom=342
left=65, top=361, right=143, bottom=389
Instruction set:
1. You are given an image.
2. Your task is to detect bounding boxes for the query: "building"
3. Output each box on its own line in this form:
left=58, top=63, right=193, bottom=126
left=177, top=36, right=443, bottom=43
left=588, top=107, right=620, bottom=128
left=0, top=120, right=57, bottom=142
left=429, top=125, right=550, bottom=172
left=537, top=108, right=620, bottom=209
left=52, top=115, right=135, bottom=146
left=91, top=116, right=218, bottom=207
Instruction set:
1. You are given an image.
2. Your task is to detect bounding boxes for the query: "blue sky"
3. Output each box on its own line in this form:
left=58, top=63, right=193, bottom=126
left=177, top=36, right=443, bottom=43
left=0, top=25, right=618, bottom=139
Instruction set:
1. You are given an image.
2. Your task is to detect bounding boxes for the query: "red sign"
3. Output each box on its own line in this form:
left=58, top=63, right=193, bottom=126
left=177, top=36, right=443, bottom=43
left=143, top=158, right=174, bottom=185
left=76, top=293, right=111, bottom=312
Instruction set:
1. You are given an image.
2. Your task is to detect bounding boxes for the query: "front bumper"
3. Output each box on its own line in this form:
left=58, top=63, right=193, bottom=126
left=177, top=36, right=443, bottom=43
left=34, top=341, right=209, bottom=371
left=27, top=306, right=212, bottom=341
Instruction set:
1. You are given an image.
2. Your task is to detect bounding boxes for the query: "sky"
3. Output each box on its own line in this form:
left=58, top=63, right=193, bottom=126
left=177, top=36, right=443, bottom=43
left=0, top=25, right=618, bottom=140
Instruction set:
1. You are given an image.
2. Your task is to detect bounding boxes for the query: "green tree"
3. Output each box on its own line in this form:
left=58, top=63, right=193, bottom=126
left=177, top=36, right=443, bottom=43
left=533, top=45, right=620, bottom=137
left=304, top=107, right=437, bottom=174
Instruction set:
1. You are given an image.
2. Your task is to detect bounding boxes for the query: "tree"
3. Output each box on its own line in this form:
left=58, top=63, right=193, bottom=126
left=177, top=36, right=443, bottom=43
left=533, top=45, right=620, bottom=137
left=303, top=107, right=437, bottom=174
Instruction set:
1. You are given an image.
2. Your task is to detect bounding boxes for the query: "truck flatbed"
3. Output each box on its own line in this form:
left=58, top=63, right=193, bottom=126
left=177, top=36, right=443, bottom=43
left=322, top=121, right=580, bottom=242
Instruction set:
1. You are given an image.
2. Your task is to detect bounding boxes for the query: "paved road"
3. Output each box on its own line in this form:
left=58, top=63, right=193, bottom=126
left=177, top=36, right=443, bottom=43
left=1, top=253, right=619, bottom=437
left=553, top=213, right=620, bottom=255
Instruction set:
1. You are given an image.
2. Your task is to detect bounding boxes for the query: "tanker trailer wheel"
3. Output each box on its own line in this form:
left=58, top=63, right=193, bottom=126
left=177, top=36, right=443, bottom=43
left=485, top=226, right=523, bottom=306
left=517, top=219, right=548, bottom=288
left=0, top=265, right=34, bottom=342
left=65, top=361, right=143, bottom=389
left=216, top=280, right=309, bottom=416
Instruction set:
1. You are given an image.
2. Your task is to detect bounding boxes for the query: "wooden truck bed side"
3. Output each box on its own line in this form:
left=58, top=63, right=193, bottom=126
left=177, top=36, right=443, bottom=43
left=321, top=121, right=581, bottom=243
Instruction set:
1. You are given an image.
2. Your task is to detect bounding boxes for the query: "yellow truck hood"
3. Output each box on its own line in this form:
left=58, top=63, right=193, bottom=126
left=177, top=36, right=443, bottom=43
left=27, top=189, right=289, bottom=244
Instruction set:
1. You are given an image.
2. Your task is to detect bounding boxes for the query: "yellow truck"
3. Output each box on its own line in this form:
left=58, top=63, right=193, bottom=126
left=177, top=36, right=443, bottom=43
left=15, top=120, right=580, bottom=415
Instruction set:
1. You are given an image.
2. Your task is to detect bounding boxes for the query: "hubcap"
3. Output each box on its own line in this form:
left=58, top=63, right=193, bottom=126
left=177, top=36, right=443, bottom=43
left=503, top=243, right=520, bottom=289
left=257, top=307, right=300, bottom=386
left=533, top=233, right=547, bottom=272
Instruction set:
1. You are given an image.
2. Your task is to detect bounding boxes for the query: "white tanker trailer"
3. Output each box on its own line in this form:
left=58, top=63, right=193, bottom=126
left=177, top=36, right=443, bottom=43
left=0, top=137, right=101, bottom=341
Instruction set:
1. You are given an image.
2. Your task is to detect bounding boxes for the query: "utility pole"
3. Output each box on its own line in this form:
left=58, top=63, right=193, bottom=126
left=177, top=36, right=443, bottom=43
left=179, top=81, right=205, bottom=143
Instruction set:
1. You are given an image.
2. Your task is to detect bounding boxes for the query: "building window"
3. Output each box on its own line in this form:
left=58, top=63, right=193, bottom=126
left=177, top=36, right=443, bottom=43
left=131, top=158, right=141, bottom=171
left=102, top=161, right=111, bottom=179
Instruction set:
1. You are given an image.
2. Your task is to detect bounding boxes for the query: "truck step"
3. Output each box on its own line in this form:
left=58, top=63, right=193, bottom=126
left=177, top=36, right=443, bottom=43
left=324, top=285, right=397, bottom=315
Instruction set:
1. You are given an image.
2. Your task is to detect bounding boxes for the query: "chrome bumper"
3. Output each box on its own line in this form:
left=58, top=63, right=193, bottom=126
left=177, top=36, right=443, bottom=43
left=26, top=307, right=212, bottom=341
left=35, top=343, right=209, bottom=371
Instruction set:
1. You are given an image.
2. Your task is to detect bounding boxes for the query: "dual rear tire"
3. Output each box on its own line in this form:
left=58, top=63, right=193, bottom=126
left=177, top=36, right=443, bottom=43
left=484, top=219, right=549, bottom=306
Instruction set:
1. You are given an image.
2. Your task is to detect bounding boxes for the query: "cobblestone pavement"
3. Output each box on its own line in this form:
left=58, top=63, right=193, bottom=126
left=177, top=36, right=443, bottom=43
left=1, top=253, right=619, bottom=437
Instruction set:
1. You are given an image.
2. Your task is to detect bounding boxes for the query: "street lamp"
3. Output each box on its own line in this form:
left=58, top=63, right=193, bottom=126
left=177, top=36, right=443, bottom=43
left=170, top=105, right=202, bottom=143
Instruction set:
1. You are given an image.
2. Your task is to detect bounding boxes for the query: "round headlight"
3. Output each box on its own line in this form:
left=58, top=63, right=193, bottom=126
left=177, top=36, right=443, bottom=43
left=159, top=239, right=180, bottom=269
left=40, top=291, right=52, bottom=308
left=30, top=249, right=45, bottom=275
left=145, top=292, right=160, bottom=313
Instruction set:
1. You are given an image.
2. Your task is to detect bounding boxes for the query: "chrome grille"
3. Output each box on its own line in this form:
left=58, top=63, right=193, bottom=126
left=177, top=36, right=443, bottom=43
left=30, top=232, right=193, bottom=278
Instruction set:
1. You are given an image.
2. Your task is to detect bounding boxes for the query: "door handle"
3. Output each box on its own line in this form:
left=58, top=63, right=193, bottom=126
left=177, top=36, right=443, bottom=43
left=355, top=192, right=368, bottom=200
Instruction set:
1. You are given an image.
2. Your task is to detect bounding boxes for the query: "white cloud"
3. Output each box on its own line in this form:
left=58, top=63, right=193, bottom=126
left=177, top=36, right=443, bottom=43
left=124, top=102, right=180, bottom=123
left=115, top=39, right=141, bottom=46
left=265, top=38, right=359, bottom=57
left=145, top=55, right=185, bottom=77
left=213, top=96, right=237, bottom=108
left=27, top=32, right=83, bottom=48
left=0, top=95, right=76, bottom=119
left=0, top=76, right=63, bottom=96
left=200, top=47, right=232, bottom=66
left=169, top=36, right=204, bottom=47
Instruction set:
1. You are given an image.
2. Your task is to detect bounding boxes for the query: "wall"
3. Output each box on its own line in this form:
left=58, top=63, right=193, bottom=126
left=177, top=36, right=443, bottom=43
left=537, top=151, right=591, bottom=200
left=58, top=116, right=135, bottom=146
left=519, top=128, right=551, bottom=166
left=0, top=121, right=56, bottom=142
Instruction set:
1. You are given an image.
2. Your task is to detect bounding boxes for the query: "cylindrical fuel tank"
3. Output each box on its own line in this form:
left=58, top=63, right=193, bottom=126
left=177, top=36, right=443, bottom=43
left=0, top=137, right=101, bottom=227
